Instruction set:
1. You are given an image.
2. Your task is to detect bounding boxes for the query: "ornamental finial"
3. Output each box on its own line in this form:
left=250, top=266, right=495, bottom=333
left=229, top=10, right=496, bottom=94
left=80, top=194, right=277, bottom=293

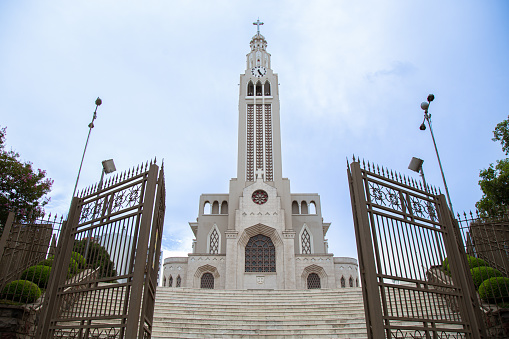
left=253, top=18, right=264, bottom=34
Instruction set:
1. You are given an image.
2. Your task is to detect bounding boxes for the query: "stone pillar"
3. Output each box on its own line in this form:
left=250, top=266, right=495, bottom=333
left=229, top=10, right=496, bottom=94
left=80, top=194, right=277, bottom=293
left=283, top=230, right=296, bottom=289
left=225, top=230, right=238, bottom=289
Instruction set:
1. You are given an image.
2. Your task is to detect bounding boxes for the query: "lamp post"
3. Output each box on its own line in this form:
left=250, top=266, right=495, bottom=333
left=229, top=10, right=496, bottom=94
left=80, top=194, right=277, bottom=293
left=408, top=157, right=428, bottom=192
left=72, top=97, right=102, bottom=198
left=419, top=94, right=454, bottom=215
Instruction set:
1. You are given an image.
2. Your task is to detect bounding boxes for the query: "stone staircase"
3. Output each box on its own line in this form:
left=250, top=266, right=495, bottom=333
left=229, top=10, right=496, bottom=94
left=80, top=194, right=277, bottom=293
left=152, top=287, right=368, bottom=339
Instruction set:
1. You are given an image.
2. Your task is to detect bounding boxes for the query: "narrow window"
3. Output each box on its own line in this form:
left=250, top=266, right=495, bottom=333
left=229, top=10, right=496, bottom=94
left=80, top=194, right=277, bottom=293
left=169, top=275, right=173, bottom=287
left=264, top=80, right=271, bottom=96
left=349, top=276, right=353, bottom=287
left=203, top=201, right=211, bottom=215
left=356, top=278, right=359, bottom=287
left=209, top=228, right=219, bottom=254
left=201, top=273, right=214, bottom=289
left=176, top=275, right=181, bottom=287
left=247, top=81, right=254, bottom=96
left=212, top=201, right=219, bottom=214
left=163, top=276, right=166, bottom=287
left=309, top=201, right=317, bottom=214
left=301, top=201, right=308, bottom=214
left=292, top=201, right=299, bottom=214
left=221, top=201, right=228, bottom=214
left=307, top=273, right=321, bottom=289
left=256, top=81, right=262, bottom=96
left=301, top=228, right=311, bottom=254
left=341, top=276, right=345, bottom=288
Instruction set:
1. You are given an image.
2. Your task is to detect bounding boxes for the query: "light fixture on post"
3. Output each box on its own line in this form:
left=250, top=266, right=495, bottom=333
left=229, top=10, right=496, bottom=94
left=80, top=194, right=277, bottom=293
left=72, top=97, right=103, bottom=198
left=419, top=94, right=454, bottom=215
left=408, top=157, right=428, bottom=192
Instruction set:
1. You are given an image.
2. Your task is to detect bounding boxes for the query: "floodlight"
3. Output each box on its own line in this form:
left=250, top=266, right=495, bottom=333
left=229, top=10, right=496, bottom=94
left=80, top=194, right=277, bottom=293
left=102, top=159, right=116, bottom=174
left=408, top=157, right=424, bottom=173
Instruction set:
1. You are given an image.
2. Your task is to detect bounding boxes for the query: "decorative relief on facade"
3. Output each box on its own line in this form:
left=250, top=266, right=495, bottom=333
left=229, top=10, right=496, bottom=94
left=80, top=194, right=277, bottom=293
left=246, top=104, right=254, bottom=181
left=255, top=104, right=263, bottom=172
left=264, top=104, right=273, bottom=181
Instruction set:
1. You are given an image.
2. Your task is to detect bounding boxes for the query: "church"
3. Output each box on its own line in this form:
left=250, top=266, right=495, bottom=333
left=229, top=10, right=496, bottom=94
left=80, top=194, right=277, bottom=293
left=163, top=23, right=358, bottom=290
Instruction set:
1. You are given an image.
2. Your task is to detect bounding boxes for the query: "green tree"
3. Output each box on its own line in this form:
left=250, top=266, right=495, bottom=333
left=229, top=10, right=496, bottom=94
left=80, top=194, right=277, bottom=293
left=476, top=117, right=509, bottom=217
left=0, top=127, right=53, bottom=225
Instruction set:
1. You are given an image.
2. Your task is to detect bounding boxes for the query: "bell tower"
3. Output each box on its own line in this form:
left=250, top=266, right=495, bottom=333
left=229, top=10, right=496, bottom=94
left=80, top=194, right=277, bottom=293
left=237, top=20, right=283, bottom=186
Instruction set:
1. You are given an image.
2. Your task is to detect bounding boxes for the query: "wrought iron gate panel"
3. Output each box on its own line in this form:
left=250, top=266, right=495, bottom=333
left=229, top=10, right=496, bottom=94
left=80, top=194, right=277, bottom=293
left=348, top=160, right=486, bottom=339
left=36, top=161, right=165, bottom=339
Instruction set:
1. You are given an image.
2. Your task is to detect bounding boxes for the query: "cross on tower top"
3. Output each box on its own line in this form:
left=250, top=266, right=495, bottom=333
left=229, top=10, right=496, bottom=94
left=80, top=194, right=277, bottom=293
left=253, top=19, right=264, bottom=34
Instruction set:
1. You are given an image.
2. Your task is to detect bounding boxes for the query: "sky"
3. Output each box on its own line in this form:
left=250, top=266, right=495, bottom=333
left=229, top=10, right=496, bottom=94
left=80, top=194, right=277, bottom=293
left=1, top=1, right=508, bottom=265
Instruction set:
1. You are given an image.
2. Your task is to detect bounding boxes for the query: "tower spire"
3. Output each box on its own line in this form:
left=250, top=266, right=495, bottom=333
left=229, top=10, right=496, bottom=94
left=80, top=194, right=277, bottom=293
left=253, top=18, right=264, bottom=34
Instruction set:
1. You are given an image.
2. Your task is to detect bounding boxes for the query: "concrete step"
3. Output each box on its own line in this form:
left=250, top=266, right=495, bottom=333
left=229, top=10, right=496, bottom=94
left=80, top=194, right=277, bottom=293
left=152, top=288, right=368, bottom=339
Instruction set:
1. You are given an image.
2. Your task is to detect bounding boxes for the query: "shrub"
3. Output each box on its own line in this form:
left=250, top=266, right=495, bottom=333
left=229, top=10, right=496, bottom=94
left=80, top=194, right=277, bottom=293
left=470, top=266, right=503, bottom=289
left=443, top=255, right=487, bottom=273
left=20, top=265, right=51, bottom=288
left=38, top=257, right=54, bottom=267
left=479, top=277, right=509, bottom=303
left=38, top=256, right=79, bottom=278
left=73, top=240, right=117, bottom=279
left=71, top=251, right=86, bottom=268
left=67, top=258, right=79, bottom=277
left=1, top=280, right=41, bottom=303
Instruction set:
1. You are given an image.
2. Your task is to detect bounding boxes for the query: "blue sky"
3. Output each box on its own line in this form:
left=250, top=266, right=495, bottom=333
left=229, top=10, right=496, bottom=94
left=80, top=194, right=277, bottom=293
left=1, top=1, right=508, bottom=263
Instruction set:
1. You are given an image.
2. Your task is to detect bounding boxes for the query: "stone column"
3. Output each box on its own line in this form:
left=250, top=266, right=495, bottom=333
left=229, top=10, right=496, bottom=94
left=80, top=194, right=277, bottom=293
left=225, top=230, right=238, bottom=289
left=282, top=230, right=296, bottom=289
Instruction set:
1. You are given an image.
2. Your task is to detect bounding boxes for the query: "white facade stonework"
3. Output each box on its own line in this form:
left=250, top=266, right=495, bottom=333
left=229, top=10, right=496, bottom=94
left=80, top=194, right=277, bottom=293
left=163, top=30, right=358, bottom=290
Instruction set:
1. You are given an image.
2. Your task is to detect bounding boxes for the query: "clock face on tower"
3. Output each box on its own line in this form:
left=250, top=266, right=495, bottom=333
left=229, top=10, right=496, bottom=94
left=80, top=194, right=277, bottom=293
left=251, top=66, right=267, bottom=77
left=252, top=190, right=268, bottom=205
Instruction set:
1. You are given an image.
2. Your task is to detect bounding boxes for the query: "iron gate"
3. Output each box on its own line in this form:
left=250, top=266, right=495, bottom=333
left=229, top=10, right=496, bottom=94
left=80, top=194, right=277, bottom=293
left=348, top=159, right=486, bottom=338
left=36, top=160, right=165, bottom=339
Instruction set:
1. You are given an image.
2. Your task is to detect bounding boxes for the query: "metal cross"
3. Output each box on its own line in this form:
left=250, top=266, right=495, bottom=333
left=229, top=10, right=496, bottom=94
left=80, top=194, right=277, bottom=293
left=253, top=18, right=264, bottom=34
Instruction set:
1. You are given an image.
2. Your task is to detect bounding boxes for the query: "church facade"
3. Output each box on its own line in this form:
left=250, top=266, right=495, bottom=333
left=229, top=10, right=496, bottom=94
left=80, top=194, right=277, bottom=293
left=163, top=26, right=358, bottom=290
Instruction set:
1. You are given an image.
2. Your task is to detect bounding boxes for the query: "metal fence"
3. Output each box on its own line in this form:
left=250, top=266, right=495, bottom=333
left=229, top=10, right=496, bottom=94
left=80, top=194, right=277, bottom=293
left=0, top=211, right=65, bottom=338
left=457, top=212, right=509, bottom=338
left=348, top=158, right=486, bottom=338
left=36, top=160, right=165, bottom=339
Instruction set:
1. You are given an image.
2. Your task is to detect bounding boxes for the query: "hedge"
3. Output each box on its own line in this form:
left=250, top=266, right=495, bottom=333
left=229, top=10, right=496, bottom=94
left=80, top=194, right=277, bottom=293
left=479, top=277, right=509, bottom=303
left=470, top=266, right=503, bottom=290
left=1, top=280, right=41, bottom=304
left=20, top=265, right=52, bottom=288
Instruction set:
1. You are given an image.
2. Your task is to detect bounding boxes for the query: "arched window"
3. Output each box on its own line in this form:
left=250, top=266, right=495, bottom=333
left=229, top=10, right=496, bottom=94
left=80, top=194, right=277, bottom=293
left=247, top=81, right=254, bottom=96
left=212, top=201, right=219, bottom=214
left=169, top=275, right=173, bottom=287
left=292, top=201, right=299, bottom=214
left=349, top=276, right=353, bottom=287
left=301, top=201, right=308, bottom=214
left=301, top=227, right=312, bottom=254
left=220, top=201, right=228, bottom=214
left=307, top=273, right=321, bottom=289
left=201, top=273, right=214, bottom=289
left=309, top=201, right=317, bottom=214
left=176, top=275, right=181, bottom=287
left=208, top=226, right=220, bottom=254
left=163, top=276, right=166, bottom=287
left=245, top=234, right=276, bottom=272
left=341, top=276, right=345, bottom=288
left=264, top=80, right=271, bottom=96
left=203, top=201, right=211, bottom=215
left=256, top=81, right=262, bottom=96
